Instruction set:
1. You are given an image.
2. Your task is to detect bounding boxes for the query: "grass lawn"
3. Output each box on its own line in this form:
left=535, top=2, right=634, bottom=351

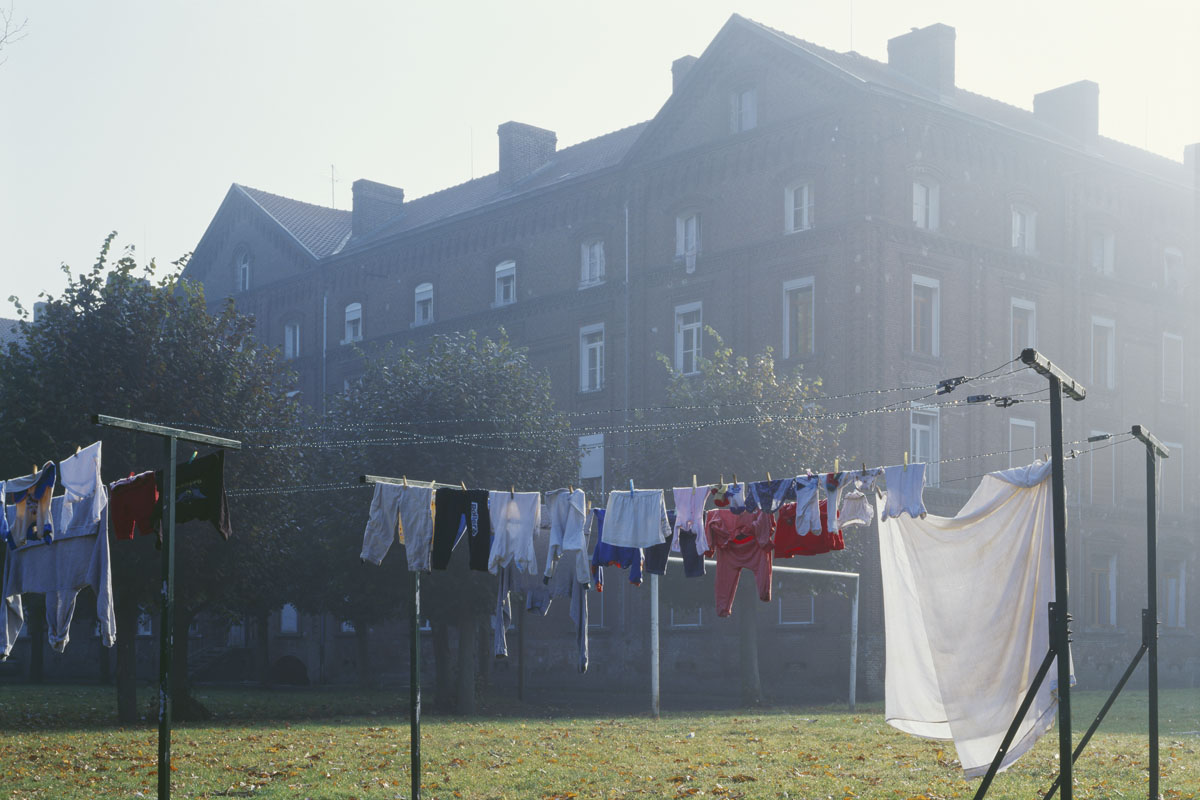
left=1, top=684, right=1197, bottom=799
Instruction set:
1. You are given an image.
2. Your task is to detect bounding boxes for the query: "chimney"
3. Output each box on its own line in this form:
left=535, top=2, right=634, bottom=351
left=497, top=121, right=556, bottom=190
left=887, top=23, right=956, bottom=97
left=672, top=55, right=698, bottom=94
left=351, top=179, right=405, bottom=237
left=1033, top=81, right=1100, bottom=144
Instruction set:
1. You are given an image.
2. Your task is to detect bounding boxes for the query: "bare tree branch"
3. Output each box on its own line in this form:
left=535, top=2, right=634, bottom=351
left=0, top=2, right=29, bottom=65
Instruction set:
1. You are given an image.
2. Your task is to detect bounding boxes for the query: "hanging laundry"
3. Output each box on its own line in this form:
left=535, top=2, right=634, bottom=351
left=5, top=462, right=57, bottom=547
left=879, top=460, right=1069, bottom=777
left=589, top=508, right=642, bottom=590
left=487, top=491, right=540, bottom=575
left=543, top=488, right=589, bottom=583
left=431, top=488, right=492, bottom=571
left=743, top=477, right=796, bottom=514
left=837, top=474, right=879, bottom=529
left=109, top=471, right=159, bottom=540
left=601, top=488, right=670, bottom=549
left=775, top=499, right=842, bottom=557
left=880, top=463, right=927, bottom=521
left=710, top=481, right=747, bottom=512
left=156, top=450, right=232, bottom=539
left=642, top=510, right=675, bottom=577
left=2, top=452, right=113, bottom=659
left=706, top=508, right=773, bottom=617
left=360, top=482, right=434, bottom=571
left=671, top=485, right=712, bottom=556
left=791, top=473, right=822, bottom=535
left=59, top=442, right=105, bottom=532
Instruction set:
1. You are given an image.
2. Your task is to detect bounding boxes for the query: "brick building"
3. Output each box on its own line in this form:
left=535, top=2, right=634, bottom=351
left=167, top=15, right=1200, bottom=699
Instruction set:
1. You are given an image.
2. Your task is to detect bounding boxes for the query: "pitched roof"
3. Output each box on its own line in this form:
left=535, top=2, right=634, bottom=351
left=235, top=185, right=353, bottom=258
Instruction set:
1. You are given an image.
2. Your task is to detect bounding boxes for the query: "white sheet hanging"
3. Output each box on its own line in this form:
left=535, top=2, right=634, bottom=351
left=879, top=460, right=1071, bottom=777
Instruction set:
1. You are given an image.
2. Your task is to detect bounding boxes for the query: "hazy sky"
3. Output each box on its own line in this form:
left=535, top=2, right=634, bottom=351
left=1, top=1, right=1196, bottom=310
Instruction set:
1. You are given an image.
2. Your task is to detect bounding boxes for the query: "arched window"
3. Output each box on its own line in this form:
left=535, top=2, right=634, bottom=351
left=236, top=251, right=252, bottom=292
left=279, top=603, right=299, bottom=635
left=414, top=283, right=433, bottom=326
left=494, top=261, right=516, bottom=306
left=344, top=303, right=362, bottom=343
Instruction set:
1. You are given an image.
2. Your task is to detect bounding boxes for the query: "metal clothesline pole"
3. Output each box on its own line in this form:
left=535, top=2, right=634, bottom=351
left=93, top=414, right=241, bottom=800
left=655, top=557, right=861, bottom=712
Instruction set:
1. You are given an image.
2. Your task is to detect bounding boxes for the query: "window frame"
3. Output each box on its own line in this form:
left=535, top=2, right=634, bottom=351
left=1089, top=429, right=1115, bottom=505
left=1010, top=297, right=1036, bottom=358
left=911, top=275, right=941, bottom=357
left=343, top=303, right=362, bottom=344
left=1161, top=560, right=1187, bottom=629
left=579, top=323, right=605, bottom=393
left=578, top=433, right=605, bottom=503
left=675, top=212, right=701, bottom=262
left=1011, top=204, right=1038, bottom=254
left=1090, top=316, right=1116, bottom=390
left=580, top=239, right=605, bottom=287
left=674, top=301, right=703, bottom=376
left=910, top=404, right=940, bottom=486
left=1086, top=552, right=1118, bottom=628
left=1088, top=227, right=1115, bottom=275
left=279, top=603, right=300, bottom=636
left=782, top=276, right=815, bottom=359
left=1162, top=332, right=1183, bottom=404
left=1008, top=417, right=1037, bottom=469
left=236, top=251, right=251, bottom=293
left=494, top=260, right=516, bottom=307
left=1161, top=442, right=1183, bottom=517
left=670, top=606, right=704, bottom=628
left=1163, top=247, right=1184, bottom=291
left=730, top=87, right=757, bottom=133
left=413, top=282, right=434, bottom=327
left=778, top=593, right=815, bottom=626
left=785, top=181, right=814, bottom=234
left=912, top=179, right=940, bottom=231
left=284, top=321, right=300, bottom=360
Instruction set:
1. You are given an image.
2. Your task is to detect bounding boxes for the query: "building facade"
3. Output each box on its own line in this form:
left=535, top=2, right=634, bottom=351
left=172, top=16, right=1199, bottom=696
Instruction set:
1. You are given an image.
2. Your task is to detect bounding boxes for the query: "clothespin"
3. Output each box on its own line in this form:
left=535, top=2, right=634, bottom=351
left=834, top=458, right=839, bottom=474
left=569, top=483, right=574, bottom=494
left=510, top=486, right=515, bottom=498
left=692, top=474, right=697, bottom=490
left=402, top=476, right=408, bottom=487
left=31, top=465, right=37, bottom=475
left=188, top=450, right=198, bottom=464
left=460, top=480, right=467, bottom=491
left=903, top=451, right=909, bottom=471
left=766, top=471, right=772, bottom=481
left=629, top=479, right=635, bottom=493
left=75, top=445, right=81, bottom=455
left=732, top=473, right=737, bottom=486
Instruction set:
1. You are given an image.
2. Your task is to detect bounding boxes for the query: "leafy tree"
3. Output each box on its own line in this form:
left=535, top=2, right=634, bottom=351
left=0, top=234, right=303, bottom=721
left=627, top=327, right=842, bottom=706
left=308, top=330, right=576, bottom=711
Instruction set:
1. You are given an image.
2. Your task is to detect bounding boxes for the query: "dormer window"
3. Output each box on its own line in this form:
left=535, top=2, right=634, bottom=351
left=236, top=251, right=252, bottom=292
left=785, top=182, right=814, bottom=233
left=581, top=240, right=605, bottom=286
left=730, top=87, right=757, bottom=133
left=414, top=283, right=433, bottom=326
left=494, top=261, right=516, bottom=306
left=912, top=180, right=940, bottom=231
left=343, top=303, right=362, bottom=344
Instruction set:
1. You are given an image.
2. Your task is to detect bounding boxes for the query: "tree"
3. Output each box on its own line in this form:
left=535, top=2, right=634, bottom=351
left=306, top=331, right=577, bottom=711
left=0, top=2, right=27, bottom=64
left=627, top=327, right=842, bottom=706
left=0, top=234, right=303, bottom=721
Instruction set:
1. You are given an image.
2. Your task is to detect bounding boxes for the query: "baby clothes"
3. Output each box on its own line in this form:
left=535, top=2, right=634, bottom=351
left=776, top=499, right=842, bottom=556
left=6, top=462, right=57, bottom=547
left=601, top=489, right=670, bottom=549
left=706, top=508, right=774, bottom=617
left=544, top=488, right=588, bottom=581
left=109, top=471, right=159, bottom=540
left=671, top=486, right=711, bottom=555
left=360, top=483, right=435, bottom=571
left=881, top=463, right=928, bottom=521
left=710, top=482, right=747, bottom=512
left=589, top=508, right=642, bottom=590
left=487, top=491, right=540, bottom=575
left=743, top=478, right=796, bottom=514
left=158, top=451, right=232, bottom=540
left=838, top=478, right=876, bottom=529
left=792, top=474, right=822, bottom=535
left=431, top=488, right=492, bottom=571
left=58, top=442, right=104, bottom=533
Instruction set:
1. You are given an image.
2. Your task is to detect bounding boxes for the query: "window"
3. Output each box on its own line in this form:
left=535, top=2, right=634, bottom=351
left=580, top=324, right=605, bottom=392
left=782, top=277, right=814, bottom=358
left=1011, top=204, right=1037, bottom=254
left=912, top=180, right=940, bottom=231
left=279, top=603, right=299, bottom=635
left=227, top=619, right=246, bottom=648
left=1163, top=247, right=1184, bottom=291
left=1162, top=333, right=1183, bottom=404
left=1089, top=228, right=1115, bottom=275
left=675, top=302, right=702, bottom=375
left=236, top=251, right=251, bottom=292
left=343, top=302, right=362, bottom=344
left=910, top=405, right=940, bottom=486
left=284, top=322, right=300, bottom=360
left=676, top=212, right=701, bottom=271
left=785, top=182, right=814, bottom=233
left=1009, top=418, right=1037, bottom=468
left=730, top=87, right=757, bottom=133
left=911, top=275, right=940, bottom=357
left=494, top=261, right=516, bottom=307
left=414, top=283, right=433, bottom=326
left=1161, top=561, right=1187, bottom=629
left=670, top=607, right=704, bottom=627
left=1011, top=298, right=1036, bottom=357
left=1089, top=430, right=1115, bottom=505
left=1161, top=443, right=1183, bottom=516
left=579, top=433, right=604, bottom=501
left=1086, top=553, right=1117, bottom=628
left=137, top=612, right=154, bottom=637
left=340, top=620, right=356, bottom=634
left=581, top=240, right=605, bottom=286
left=1091, top=317, right=1115, bottom=389
left=778, top=593, right=815, bottom=625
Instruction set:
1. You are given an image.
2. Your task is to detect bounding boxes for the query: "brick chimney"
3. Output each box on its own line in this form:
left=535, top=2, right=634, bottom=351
left=498, top=121, right=556, bottom=190
left=672, top=55, right=698, bottom=94
left=351, top=179, right=405, bottom=237
left=1033, top=81, right=1100, bottom=144
left=887, top=23, right=956, bottom=97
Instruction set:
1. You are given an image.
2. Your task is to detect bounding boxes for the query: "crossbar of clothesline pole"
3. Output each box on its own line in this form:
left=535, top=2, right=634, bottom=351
left=1131, top=425, right=1169, bottom=459
left=360, top=474, right=458, bottom=489
left=666, top=556, right=858, bottom=580
left=92, top=414, right=242, bottom=449
left=1018, top=349, right=1085, bottom=401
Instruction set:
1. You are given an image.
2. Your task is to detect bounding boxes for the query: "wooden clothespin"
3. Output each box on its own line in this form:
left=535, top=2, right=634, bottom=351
left=460, top=480, right=467, bottom=491
left=569, top=483, right=574, bottom=494
left=32, top=465, right=37, bottom=475
left=75, top=445, right=81, bottom=455
left=732, top=473, right=738, bottom=487
left=903, top=451, right=909, bottom=471
left=402, top=475, right=408, bottom=487
left=510, top=486, right=515, bottom=498
left=766, top=471, right=772, bottom=481
left=692, top=474, right=697, bottom=490
left=834, top=458, right=839, bottom=474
